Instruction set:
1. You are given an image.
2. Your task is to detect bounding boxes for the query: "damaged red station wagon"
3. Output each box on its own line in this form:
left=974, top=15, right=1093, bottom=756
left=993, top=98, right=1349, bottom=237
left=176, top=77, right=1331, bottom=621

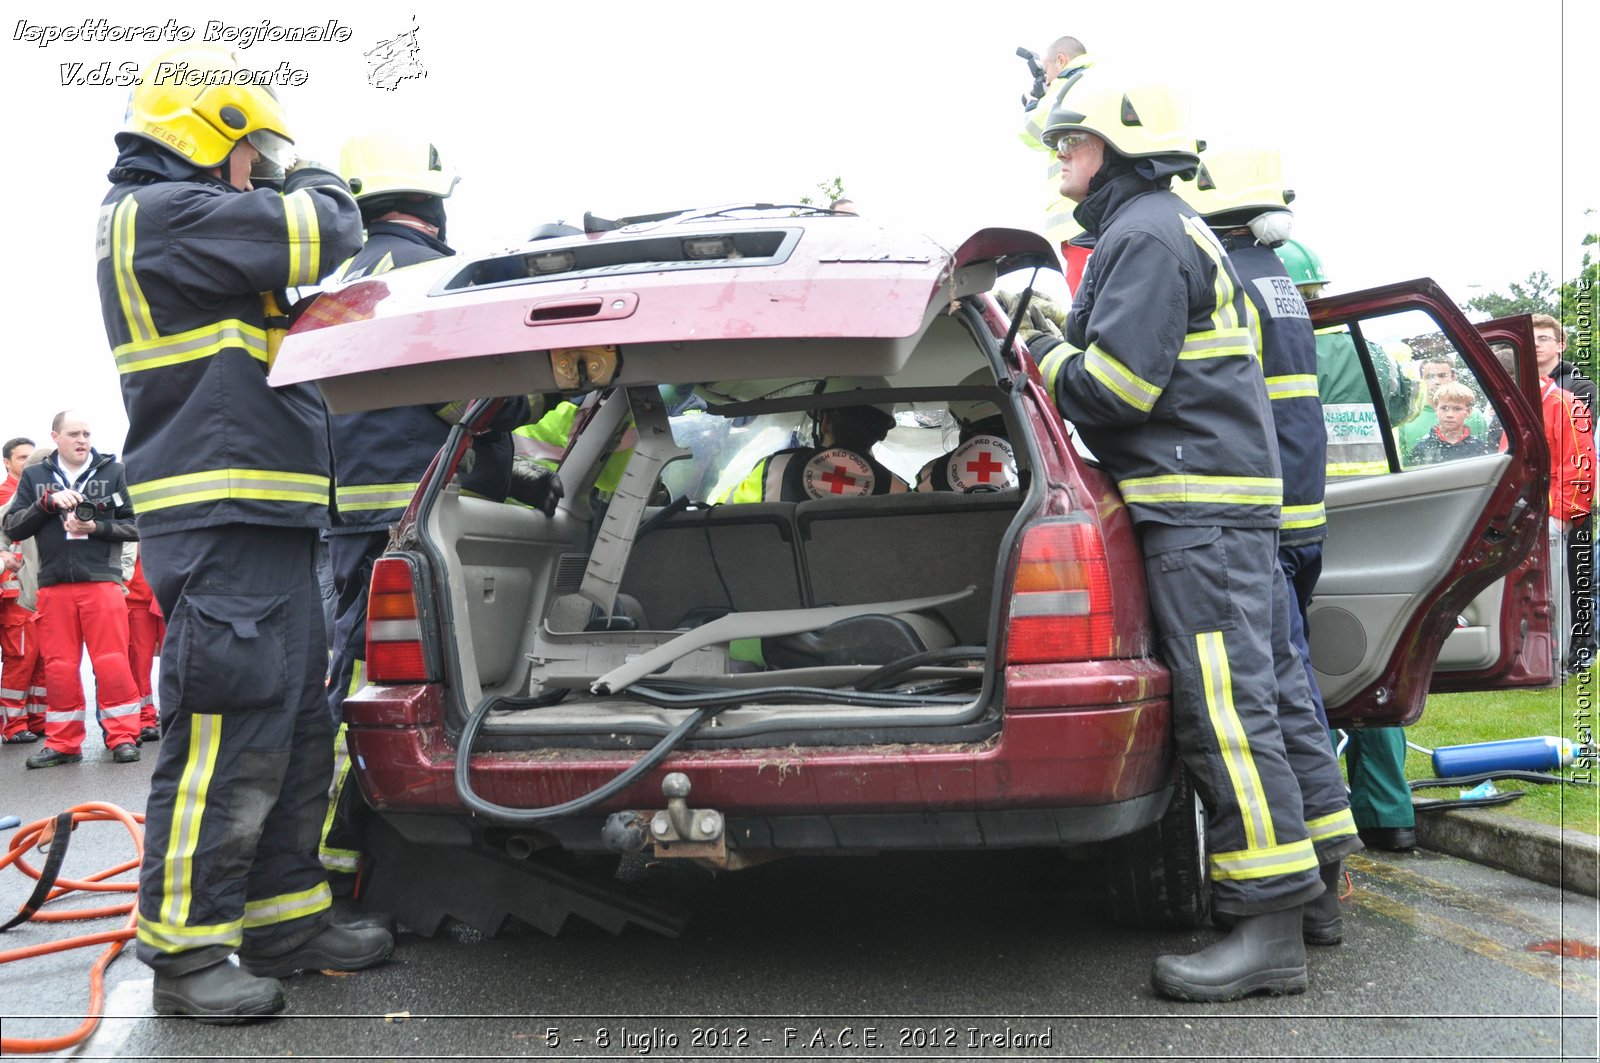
left=272, top=207, right=1554, bottom=936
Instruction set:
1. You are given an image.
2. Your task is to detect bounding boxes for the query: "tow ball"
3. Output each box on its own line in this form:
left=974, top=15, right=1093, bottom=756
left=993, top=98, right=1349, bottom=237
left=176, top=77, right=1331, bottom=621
left=651, top=773, right=727, bottom=864
left=600, top=772, right=727, bottom=866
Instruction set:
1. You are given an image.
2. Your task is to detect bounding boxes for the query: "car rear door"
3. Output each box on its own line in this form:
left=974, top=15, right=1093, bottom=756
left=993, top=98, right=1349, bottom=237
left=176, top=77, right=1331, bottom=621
left=1305, top=283, right=1551, bottom=727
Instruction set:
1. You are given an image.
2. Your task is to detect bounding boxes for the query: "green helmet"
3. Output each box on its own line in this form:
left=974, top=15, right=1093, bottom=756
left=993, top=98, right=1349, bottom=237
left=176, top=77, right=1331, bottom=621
left=1275, top=238, right=1327, bottom=286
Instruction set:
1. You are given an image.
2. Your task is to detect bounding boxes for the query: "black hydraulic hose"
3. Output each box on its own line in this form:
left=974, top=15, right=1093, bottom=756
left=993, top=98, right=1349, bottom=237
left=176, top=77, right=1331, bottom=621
left=854, top=646, right=988, bottom=691
left=1408, top=771, right=1593, bottom=787
left=453, top=695, right=717, bottom=825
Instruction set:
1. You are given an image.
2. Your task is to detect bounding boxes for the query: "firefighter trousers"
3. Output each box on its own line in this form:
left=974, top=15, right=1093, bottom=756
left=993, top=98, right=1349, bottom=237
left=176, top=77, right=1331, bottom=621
left=36, top=582, right=141, bottom=754
left=1139, top=523, right=1362, bottom=917
left=135, top=526, right=334, bottom=976
left=319, top=529, right=388, bottom=882
left=1277, top=542, right=1328, bottom=730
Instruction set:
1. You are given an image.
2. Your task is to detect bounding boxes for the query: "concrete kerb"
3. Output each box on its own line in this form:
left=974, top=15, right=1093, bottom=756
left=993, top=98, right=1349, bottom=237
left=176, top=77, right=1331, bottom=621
left=1416, top=811, right=1600, bottom=898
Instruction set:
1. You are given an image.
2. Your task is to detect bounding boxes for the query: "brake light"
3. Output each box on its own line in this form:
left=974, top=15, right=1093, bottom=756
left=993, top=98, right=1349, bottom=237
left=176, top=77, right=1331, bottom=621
left=366, top=557, right=432, bottom=683
left=1006, top=519, right=1115, bottom=663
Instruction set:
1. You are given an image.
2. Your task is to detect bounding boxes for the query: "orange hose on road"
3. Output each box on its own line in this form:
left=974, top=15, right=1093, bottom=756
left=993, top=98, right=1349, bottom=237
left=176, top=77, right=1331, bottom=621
left=0, top=802, right=144, bottom=1055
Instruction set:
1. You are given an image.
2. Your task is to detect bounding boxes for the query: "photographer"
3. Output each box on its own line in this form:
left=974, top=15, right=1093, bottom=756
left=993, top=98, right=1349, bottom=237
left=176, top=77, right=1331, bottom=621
left=1, top=411, right=142, bottom=767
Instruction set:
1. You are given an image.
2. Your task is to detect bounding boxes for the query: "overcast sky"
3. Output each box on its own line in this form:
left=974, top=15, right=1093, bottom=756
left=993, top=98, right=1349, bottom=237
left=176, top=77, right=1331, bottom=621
left=3, top=0, right=1593, bottom=454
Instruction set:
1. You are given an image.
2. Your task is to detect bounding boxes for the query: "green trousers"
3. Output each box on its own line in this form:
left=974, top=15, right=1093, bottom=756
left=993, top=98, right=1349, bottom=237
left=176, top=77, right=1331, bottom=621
left=1341, top=727, right=1415, bottom=829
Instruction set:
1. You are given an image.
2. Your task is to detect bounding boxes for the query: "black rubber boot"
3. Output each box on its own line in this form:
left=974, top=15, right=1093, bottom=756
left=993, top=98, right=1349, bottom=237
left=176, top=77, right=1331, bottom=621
left=152, top=961, right=285, bottom=1024
left=238, top=923, right=395, bottom=979
left=1303, top=862, right=1344, bottom=946
left=1152, top=905, right=1308, bottom=1002
left=333, top=896, right=398, bottom=935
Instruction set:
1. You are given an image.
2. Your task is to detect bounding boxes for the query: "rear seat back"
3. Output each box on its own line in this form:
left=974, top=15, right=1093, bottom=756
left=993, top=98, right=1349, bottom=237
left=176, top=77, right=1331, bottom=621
left=796, top=491, right=1020, bottom=645
left=619, top=503, right=803, bottom=628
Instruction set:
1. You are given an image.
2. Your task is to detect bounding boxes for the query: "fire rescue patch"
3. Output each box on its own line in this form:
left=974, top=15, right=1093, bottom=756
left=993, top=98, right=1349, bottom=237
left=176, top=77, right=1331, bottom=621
left=802, top=448, right=875, bottom=498
left=947, top=434, right=1016, bottom=492
left=1252, top=276, right=1310, bottom=320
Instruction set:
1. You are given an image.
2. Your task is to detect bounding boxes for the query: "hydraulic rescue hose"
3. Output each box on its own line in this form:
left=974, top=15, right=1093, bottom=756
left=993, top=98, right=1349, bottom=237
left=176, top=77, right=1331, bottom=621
left=0, top=802, right=144, bottom=1055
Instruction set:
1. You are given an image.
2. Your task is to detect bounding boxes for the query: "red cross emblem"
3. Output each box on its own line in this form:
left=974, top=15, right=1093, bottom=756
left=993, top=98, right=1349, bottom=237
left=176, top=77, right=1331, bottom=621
left=965, top=450, right=1005, bottom=483
left=819, top=465, right=857, bottom=494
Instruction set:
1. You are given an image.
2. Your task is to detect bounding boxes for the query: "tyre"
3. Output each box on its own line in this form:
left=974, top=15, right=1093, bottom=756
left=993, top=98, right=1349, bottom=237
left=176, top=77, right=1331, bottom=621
left=1098, top=769, right=1210, bottom=929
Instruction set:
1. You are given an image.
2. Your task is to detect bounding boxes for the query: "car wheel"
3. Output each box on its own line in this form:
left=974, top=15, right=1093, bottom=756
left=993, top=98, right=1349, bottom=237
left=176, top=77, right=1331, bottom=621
left=1098, top=768, right=1210, bottom=930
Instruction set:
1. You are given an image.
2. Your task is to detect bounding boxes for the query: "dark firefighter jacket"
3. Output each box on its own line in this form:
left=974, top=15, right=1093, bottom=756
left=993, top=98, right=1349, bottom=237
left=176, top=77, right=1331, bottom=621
left=3, top=449, right=138, bottom=586
left=326, top=222, right=531, bottom=529
left=96, top=141, right=364, bottom=536
left=1223, top=238, right=1326, bottom=547
left=1035, top=168, right=1280, bottom=529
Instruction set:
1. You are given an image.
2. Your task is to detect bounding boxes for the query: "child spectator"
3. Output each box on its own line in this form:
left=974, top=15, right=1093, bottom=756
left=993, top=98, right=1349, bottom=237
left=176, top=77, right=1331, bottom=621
left=1408, top=382, right=1494, bottom=465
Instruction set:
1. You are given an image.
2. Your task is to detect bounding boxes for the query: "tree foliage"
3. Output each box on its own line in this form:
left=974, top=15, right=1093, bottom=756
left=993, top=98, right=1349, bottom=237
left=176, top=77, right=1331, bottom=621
left=798, top=176, right=847, bottom=209
left=1464, top=270, right=1560, bottom=320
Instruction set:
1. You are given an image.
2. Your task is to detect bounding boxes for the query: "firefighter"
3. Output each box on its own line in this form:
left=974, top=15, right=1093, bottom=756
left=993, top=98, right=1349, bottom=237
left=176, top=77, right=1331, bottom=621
left=1028, top=63, right=1361, bottom=1001
left=1278, top=239, right=1418, bottom=852
left=1178, top=148, right=1351, bottom=943
left=321, top=134, right=553, bottom=887
left=95, top=44, right=387, bottom=1021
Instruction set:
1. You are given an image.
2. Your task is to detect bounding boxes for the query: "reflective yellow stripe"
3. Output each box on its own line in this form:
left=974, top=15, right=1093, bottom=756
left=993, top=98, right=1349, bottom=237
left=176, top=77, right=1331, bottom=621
left=1281, top=502, right=1327, bottom=531
left=113, top=198, right=157, bottom=343
left=1084, top=343, right=1163, bottom=413
left=164, top=714, right=222, bottom=927
left=1265, top=374, right=1321, bottom=400
left=1210, top=837, right=1319, bottom=881
left=1306, top=807, right=1359, bottom=844
left=336, top=482, right=420, bottom=512
left=283, top=189, right=323, bottom=286
left=320, top=720, right=362, bottom=873
left=1178, top=329, right=1256, bottom=360
left=1326, top=460, right=1390, bottom=478
left=136, top=914, right=242, bottom=954
left=130, top=469, right=330, bottom=514
left=114, top=319, right=269, bottom=375
left=1036, top=344, right=1077, bottom=409
left=1196, top=631, right=1274, bottom=851
left=242, top=881, right=333, bottom=929
left=1118, top=474, right=1283, bottom=507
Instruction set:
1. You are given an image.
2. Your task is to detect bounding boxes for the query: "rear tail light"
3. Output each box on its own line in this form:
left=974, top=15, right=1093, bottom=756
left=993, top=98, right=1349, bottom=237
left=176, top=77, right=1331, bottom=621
left=1005, top=519, right=1115, bottom=663
left=366, top=556, right=433, bottom=683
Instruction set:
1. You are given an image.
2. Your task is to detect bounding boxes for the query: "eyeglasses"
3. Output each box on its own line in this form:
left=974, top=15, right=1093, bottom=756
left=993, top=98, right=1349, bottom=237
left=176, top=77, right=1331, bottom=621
left=1533, top=335, right=1562, bottom=345
left=1053, top=132, right=1094, bottom=156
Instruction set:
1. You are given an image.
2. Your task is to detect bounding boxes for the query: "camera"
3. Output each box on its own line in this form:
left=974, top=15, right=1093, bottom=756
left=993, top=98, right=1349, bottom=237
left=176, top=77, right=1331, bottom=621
left=72, top=499, right=112, bottom=522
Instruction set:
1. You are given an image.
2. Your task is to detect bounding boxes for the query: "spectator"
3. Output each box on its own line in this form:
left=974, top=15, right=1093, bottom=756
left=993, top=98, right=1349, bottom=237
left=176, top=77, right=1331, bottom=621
left=1533, top=313, right=1596, bottom=411
left=1, top=438, right=34, bottom=505
left=0, top=445, right=49, bottom=744
left=1397, top=356, right=1488, bottom=454
left=1406, top=383, right=1494, bottom=465
left=1493, top=343, right=1594, bottom=672
left=1531, top=314, right=1596, bottom=670
left=1, top=411, right=143, bottom=767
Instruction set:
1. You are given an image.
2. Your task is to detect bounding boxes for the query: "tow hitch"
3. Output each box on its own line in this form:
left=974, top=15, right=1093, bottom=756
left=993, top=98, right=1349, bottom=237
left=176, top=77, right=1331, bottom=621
left=602, top=772, right=729, bottom=867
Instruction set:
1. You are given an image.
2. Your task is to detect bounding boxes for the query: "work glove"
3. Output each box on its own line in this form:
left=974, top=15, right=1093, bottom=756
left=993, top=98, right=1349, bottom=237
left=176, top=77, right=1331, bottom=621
left=507, top=459, right=565, bottom=517
left=283, top=159, right=350, bottom=196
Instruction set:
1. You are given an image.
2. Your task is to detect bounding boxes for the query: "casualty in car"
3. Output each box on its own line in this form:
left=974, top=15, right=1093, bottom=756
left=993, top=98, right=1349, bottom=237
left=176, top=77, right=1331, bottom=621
left=272, top=206, right=1554, bottom=937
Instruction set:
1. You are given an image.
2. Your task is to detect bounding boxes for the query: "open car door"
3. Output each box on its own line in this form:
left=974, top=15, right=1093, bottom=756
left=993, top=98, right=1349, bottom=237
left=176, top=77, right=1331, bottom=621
left=1306, top=282, right=1552, bottom=728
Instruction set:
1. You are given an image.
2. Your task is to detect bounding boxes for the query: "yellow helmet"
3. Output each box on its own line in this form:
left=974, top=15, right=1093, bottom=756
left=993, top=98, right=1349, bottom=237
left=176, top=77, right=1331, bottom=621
left=1179, top=147, right=1294, bottom=220
left=123, top=45, right=294, bottom=169
left=1040, top=63, right=1199, bottom=166
left=339, top=134, right=459, bottom=201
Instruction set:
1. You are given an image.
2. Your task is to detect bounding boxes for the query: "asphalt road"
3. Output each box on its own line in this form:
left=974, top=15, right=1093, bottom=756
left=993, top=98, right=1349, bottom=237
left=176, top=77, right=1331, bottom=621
left=2, top=731, right=1597, bottom=1063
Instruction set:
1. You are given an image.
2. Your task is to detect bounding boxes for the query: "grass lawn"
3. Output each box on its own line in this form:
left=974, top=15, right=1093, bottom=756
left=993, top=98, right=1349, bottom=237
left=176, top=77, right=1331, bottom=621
left=1339, top=673, right=1600, bottom=836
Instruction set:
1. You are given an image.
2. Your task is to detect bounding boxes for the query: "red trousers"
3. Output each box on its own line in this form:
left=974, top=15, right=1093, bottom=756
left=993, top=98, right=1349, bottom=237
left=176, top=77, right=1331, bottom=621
left=36, top=582, right=140, bottom=755
left=1, top=615, right=47, bottom=737
left=127, top=604, right=165, bottom=730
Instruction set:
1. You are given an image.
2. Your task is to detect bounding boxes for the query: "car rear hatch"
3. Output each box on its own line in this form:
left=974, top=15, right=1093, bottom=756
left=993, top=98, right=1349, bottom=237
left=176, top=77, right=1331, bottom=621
left=275, top=212, right=1091, bottom=754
